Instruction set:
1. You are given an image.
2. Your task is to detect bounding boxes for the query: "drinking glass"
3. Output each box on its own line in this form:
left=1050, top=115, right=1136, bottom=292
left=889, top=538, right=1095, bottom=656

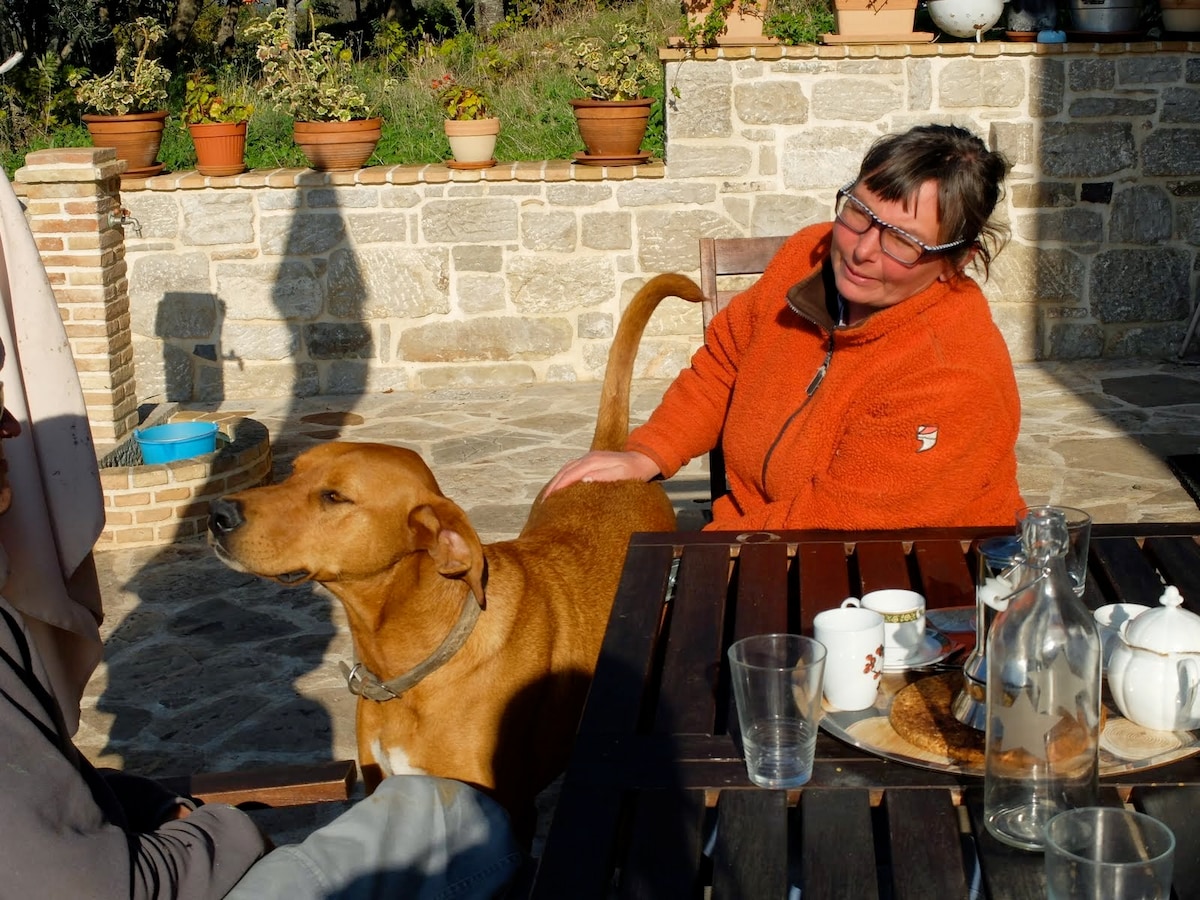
left=1044, top=807, right=1175, bottom=900
left=727, top=634, right=826, bottom=789
left=1017, top=505, right=1092, bottom=597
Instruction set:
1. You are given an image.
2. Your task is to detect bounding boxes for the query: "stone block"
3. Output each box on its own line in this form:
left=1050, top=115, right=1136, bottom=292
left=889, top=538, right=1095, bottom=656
left=1030, top=58, right=1065, bottom=118
left=327, top=246, right=449, bottom=319
left=617, top=182, right=717, bottom=207
left=1040, top=122, right=1135, bottom=178
left=813, top=78, right=900, bottom=121
left=1068, top=58, right=1115, bottom=92
left=669, top=64, right=733, bottom=139
left=635, top=209, right=736, bottom=273
left=736, top=81, right=808, bottom=125
left=222, top=323, right=300, bottom=361
left=507, top=255, right=614, bottom=313
left=416, top=364, right=536, bottom=389
left=578, top=311, right=613, bottom=340
left=545, top=184, right=612, bottom=206
left=781, top=127, right=877, bottom=189
left=907, top=58, right=932, bottom=110
left=661, top=143, right=753, bottom=178
left=346, top=211, right=409, bottom=243
left=304, top=322, right=374, bottom=359
left=261, top=211, right=346, bottom=256
left=128, top=253, right=212, bottom=336
left=1109, top=186, right=1172, bottom=245
left=216, top=260, right=322, bottom=321
left=452, top=245, right=504, bottom=272
left=521, top=210, right=577, bottom=252
left=1162, top=87, right=1200, bottom=125
left=456, top=274, right=507, bottom=314
left=750, top=195, right=827, bottom=240
left=208, top=361, right=320, bottom=400
left=398, top=317, right=573, bottom=362
left=1047, top=322, right=1105, bottom=359
left=1069, top=97, right=1158, bottom=118
left=1142, top=128, right=1200, bottom=178
left=181, top=193, right=255, bottom=245
left=1107, top=323, right=1187, bottom=358
left=423, top=198, right=519, bottom=242
left=1013, top=209, right=1103, bottom=245
left=939, top=59, right=1025, bottom=108
left=1090, top=249, right=1191, bottom=323
left=581, top=212, right=632, bottom=250
left=305, top=187, right=379, bottom=208
left=1117, top=56, right=1182, bottom=85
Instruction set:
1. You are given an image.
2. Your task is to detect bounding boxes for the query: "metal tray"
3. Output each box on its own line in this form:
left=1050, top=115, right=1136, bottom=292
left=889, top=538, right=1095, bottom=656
left=820, top=669, right=1200, bottom=777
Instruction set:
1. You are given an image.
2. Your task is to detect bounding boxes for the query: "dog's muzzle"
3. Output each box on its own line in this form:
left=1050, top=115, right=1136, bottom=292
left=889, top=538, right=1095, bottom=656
left=208, top=497, right=245, bottom=538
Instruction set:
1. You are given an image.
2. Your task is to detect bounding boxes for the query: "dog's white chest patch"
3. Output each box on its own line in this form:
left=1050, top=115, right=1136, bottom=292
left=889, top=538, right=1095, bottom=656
left=370, top=738, right=427, bottom=777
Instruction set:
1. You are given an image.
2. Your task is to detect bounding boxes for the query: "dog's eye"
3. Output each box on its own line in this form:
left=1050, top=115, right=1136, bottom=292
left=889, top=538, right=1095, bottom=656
left=320, top=490, right=350, bottom=505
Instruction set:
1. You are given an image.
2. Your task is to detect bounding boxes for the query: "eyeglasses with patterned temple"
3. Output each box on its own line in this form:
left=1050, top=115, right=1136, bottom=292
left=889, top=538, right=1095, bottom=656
left=834, top=184, right=968, bottom=267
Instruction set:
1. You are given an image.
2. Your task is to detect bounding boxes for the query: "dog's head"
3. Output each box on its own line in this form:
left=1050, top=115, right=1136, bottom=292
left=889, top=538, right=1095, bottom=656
left=209, top=442, right=486, bottom=604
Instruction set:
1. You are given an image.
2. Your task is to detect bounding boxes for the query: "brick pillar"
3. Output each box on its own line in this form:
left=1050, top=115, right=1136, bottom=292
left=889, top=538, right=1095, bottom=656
left=14, top=147, right=138, bottom=452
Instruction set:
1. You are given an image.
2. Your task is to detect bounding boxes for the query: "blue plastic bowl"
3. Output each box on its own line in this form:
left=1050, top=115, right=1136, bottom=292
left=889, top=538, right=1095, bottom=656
left=134, top=421, right=219, bottom=464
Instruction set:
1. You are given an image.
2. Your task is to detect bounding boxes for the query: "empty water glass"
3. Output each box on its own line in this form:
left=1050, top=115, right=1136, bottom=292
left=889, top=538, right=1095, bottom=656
left=1017, top=505, right=1092, bottom=597
left=728, top=634, right=826, bottom=789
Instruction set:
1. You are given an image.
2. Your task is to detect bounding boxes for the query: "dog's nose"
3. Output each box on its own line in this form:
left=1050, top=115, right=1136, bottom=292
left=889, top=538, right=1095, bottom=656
left=208, top=498, right=245, bottom=536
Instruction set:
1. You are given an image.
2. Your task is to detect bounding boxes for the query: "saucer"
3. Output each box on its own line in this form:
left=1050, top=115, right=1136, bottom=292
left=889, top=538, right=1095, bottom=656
left=883, top=628, right=953, bottom=672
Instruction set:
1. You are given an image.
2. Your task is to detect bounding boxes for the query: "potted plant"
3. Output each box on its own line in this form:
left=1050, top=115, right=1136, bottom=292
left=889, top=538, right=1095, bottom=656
left=564, top=23, right=662, bottom=165
left=433, top=74, right=499, bottom=170
left=245, top=8, right=381, bottom=172
left=682, top=0, right=774, bottom=46
left=183, top=71, right=253, bottom=177
left=824, top=0, right=926, bottom=42
left=69, top=17, right=171, bottom=176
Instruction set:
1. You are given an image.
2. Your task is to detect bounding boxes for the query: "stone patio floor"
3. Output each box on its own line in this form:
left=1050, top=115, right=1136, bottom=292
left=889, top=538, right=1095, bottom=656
left=75, top=359, right=1200, bottom=841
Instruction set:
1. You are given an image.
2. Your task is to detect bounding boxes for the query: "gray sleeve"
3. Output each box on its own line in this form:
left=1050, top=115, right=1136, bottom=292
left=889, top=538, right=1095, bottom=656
left=1, top=668, right=268, bottom=900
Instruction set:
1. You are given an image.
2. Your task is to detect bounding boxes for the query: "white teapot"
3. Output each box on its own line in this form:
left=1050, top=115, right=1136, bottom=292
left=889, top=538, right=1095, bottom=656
left=1107, top=586, right=1200, bottom=732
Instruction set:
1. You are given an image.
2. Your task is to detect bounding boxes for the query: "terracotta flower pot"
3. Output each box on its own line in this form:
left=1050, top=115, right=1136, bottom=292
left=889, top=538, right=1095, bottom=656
left=188, top=121, right=248, bottom=177
left=292, top=118, right=383, bottom=172
left=833, top=0, right=919, bottom=35
left=569, top=98, right=654, bottom=165
left=83, top=110, right=169, bottom=177
left=443, top=118, right=500, bottom=169
left=683, top=0, right=776, bottom=44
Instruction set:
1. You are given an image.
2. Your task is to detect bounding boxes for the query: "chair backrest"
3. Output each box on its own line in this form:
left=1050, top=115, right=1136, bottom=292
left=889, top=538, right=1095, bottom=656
left=697, top=235, right=789, bottom=502
left=699, top=235, right=789, bottom=327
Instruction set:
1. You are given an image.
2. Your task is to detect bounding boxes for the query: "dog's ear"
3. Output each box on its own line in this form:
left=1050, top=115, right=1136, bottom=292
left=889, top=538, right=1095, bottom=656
left=409, top=500, right=487, bottom=607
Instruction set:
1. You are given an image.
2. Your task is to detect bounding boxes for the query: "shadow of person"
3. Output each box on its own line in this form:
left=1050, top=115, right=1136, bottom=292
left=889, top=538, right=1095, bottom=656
left=91, top=532, right=342, bottom=779
left=91, top=179, right=376, bottom=782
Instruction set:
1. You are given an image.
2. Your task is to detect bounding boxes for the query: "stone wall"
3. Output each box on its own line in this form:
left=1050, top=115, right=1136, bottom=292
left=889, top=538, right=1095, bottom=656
left=19, top=39, right=1200, bottom=405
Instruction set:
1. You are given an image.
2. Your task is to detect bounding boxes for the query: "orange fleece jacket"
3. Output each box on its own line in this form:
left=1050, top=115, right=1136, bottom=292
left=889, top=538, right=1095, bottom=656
left=627, top=224, right=1025, bottom=531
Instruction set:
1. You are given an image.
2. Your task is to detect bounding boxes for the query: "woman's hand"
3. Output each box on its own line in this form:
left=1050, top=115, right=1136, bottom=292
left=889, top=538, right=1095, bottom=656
left=543, top=450, right=661, bottom=497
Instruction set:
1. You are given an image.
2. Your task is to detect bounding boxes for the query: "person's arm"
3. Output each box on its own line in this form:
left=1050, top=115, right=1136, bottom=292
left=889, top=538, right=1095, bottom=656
left=711, top=363, right=1021, bottom=532
left=1, top=694, right=268, bottom=900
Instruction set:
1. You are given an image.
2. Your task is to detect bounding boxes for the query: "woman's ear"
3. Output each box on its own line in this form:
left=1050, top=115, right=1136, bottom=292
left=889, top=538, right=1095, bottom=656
left=938, top=245, right=979, bottom=282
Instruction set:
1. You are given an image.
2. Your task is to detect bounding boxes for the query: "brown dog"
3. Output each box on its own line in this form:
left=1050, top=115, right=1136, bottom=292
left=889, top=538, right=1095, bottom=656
left=208, top=273, right=706, bottom=839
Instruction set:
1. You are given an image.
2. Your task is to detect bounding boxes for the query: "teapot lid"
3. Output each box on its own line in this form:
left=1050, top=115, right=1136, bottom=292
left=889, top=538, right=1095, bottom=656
left=1123, top=586, right=1200, bottom=653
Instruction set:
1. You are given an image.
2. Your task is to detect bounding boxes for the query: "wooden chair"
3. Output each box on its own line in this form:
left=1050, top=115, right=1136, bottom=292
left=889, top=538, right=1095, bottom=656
left=697, top=235, right=789, bottom=501
left=159, top=759, right=357, bottom=809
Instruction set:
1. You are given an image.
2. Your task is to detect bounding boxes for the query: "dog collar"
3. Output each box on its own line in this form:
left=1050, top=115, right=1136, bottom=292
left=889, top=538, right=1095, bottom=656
left=338, top=589, right=482, bottom=703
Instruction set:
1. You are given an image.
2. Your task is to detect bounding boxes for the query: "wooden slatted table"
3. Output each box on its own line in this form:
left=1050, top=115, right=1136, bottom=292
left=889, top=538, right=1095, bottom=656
left=529, top=524, right=1200, bottom=899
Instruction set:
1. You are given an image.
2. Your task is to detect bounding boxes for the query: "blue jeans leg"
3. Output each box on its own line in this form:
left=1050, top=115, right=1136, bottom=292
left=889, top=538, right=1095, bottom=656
left=225, top=775, right=523, bottom=900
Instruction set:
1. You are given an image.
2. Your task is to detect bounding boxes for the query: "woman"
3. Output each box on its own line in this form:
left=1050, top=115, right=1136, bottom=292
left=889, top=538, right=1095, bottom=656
left=546, top=123, right=1025, bottom=531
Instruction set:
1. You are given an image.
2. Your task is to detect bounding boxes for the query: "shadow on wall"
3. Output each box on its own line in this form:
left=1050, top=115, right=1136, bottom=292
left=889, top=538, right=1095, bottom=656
left=98, top=191, right=374, bottom=776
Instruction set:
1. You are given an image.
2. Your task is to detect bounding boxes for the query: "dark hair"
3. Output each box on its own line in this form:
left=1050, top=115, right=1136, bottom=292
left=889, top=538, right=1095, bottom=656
left=854, top=123, right=1010, bottom=278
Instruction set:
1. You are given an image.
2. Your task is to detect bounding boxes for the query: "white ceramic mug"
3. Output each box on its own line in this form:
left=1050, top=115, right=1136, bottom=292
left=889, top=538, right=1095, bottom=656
left=813, top=599, right=885, bottom=711
left=860, top=589, right=927, bottom=665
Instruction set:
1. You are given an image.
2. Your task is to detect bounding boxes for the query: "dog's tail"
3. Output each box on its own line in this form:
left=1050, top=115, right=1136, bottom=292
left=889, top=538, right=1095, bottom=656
left=590, top=273, right=707, bottom=452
